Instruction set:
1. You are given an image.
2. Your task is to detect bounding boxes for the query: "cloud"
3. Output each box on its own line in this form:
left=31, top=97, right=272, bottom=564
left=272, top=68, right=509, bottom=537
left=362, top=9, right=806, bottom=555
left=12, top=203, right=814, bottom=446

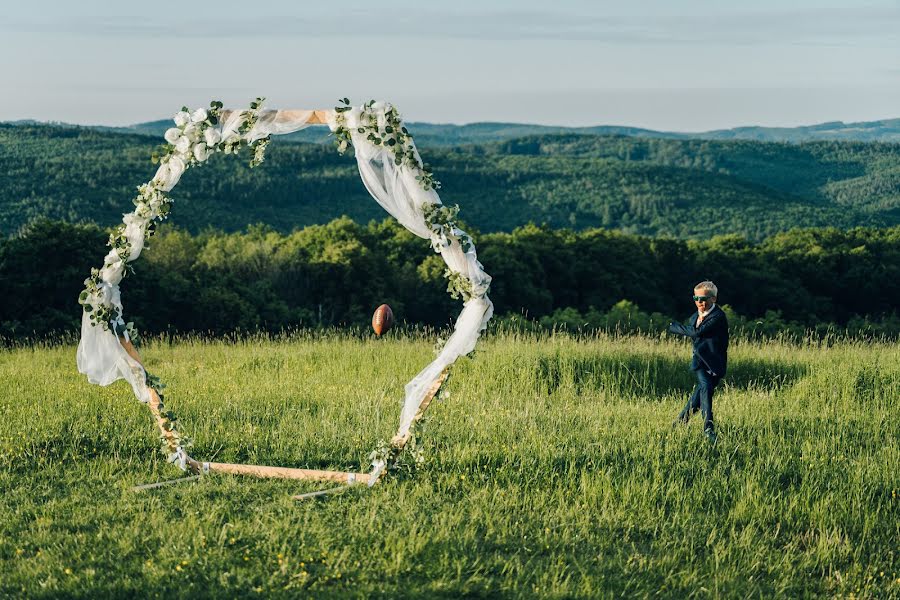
left=3, top=6, right=898, bottom=46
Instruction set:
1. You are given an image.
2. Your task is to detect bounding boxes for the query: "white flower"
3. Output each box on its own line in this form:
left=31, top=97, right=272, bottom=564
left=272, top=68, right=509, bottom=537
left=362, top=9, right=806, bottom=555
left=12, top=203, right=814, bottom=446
left=175, top=136, right=191, bottom=154
left=222, top=134, right=241, bottom=153
left=182, top=123, right=201, bottom=142
left=164, top=128, right=182, bottom=145
left=193, top=143, right=209, bottom=162
left=148, top=194, right=162, bottom=216
left=190, top=108, right=208, bottom=123
left=134, top=202, right=151, bottom=220
left=174, top=111, right=191, bottom=127
left=204, top=127, right=221, bottom=147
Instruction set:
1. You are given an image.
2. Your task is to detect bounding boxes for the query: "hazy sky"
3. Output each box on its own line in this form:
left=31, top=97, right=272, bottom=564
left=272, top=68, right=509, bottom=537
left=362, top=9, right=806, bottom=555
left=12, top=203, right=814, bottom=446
left=1, top=0, right=898, bottom=130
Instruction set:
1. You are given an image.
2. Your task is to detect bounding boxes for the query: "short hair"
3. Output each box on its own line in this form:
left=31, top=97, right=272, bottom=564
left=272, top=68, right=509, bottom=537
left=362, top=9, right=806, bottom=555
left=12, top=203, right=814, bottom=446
left=694, top=281, right=718, bottom=297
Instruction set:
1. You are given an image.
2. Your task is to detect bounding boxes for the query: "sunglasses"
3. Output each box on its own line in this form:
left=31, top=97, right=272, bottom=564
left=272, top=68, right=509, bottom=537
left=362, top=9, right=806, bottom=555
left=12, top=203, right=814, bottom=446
left=693, top=295, right=714, bottom=302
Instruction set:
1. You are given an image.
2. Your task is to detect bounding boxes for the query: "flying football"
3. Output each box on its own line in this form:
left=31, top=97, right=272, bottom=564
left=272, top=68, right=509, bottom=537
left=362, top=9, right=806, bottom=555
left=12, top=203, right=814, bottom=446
left=372, top=304, right=394, bottom=336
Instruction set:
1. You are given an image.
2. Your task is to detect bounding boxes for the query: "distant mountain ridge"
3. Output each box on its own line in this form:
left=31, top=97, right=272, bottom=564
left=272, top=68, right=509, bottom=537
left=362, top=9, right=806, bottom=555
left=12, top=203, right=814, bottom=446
left=8, top=117, right=900, bottom=145
left=2, top=122, right=899, bottom=240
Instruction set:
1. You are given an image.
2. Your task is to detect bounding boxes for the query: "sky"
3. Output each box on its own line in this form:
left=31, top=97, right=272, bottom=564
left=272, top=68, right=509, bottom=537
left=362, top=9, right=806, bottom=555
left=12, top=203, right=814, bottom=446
left=1, top=0, right=898, bottom=131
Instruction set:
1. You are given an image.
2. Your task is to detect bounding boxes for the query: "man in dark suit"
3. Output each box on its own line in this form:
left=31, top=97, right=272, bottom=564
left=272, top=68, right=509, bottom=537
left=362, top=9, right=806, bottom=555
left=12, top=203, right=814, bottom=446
left=668, top=281, right=729, bottom=443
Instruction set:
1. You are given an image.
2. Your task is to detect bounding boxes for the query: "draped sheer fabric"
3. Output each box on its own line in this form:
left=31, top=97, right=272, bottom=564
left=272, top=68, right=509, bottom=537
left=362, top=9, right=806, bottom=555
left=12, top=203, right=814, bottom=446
left=77, top=109, right=315, bottom=410
left=77, top=102, right=492, bottom=475
left=327, top=106, right=494, bottom=439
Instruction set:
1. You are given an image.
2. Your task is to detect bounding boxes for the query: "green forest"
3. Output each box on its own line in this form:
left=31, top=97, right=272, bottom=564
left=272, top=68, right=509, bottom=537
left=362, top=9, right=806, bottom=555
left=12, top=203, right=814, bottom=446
left=2, top=219, right=897, bottom=341
left=2, top=123, right=899, bottom=240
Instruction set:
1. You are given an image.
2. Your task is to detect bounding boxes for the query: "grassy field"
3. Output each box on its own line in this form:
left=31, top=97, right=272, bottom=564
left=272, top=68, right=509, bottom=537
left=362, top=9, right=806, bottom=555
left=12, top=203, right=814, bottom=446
left=0, top=331, right=898, bottom=598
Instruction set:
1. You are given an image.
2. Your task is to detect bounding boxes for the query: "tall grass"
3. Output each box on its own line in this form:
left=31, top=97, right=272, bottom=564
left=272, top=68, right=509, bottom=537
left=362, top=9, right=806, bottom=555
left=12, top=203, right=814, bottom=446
left=0, top=332, right=897, bottom=598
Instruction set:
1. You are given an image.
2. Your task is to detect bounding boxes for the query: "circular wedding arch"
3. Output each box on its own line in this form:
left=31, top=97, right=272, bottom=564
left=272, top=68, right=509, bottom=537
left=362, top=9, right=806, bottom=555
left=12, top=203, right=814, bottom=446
left=76, top=98, right=493, bottom=492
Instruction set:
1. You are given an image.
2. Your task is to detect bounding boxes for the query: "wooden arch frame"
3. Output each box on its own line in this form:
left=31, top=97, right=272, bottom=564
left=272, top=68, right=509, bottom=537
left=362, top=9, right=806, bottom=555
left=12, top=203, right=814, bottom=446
left=126, top=108, right=452, bottom=497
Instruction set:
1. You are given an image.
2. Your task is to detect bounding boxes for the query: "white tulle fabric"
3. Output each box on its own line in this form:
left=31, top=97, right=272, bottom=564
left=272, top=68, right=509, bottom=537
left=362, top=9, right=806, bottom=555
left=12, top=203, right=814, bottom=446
left=77, top=102, right=492, bottom=475
left=77, top=108, right=316, bottom=468
left=326, top=105, right=493, bottom=441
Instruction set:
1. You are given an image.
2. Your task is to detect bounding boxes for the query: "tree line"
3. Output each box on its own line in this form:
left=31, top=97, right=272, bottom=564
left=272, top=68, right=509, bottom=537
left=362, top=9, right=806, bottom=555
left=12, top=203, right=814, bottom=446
left=2, top=219, right=898, bottom=342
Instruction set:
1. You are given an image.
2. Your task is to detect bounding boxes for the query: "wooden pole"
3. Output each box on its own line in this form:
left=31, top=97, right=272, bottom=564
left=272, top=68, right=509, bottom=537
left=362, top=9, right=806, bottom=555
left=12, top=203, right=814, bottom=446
left=207, top=462, right=369, bottom=484
left=307, top=110, right=331, bottom=124
left=220, top=108, right=332, bottom=126
left=119, top=336, right=202, bottom=474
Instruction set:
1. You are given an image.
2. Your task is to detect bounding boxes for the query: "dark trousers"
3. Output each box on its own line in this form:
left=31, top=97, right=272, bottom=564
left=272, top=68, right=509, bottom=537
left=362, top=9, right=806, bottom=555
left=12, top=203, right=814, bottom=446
left=679, top=368, right=719, bottom=431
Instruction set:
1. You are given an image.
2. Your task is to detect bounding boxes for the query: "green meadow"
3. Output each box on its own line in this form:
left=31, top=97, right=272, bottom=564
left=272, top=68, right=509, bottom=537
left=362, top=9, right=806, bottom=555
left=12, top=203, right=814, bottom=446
left=0, top=332, right=897, bottom=598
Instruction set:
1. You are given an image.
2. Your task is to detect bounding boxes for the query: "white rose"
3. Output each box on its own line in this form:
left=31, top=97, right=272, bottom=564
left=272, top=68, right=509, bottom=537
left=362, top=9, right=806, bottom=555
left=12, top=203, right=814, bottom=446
left=182, top=123, right=201, bottom=142
left=190, top=108, right=208, bottom=123
left=164, top=128, right=182, bottom=145
left=193, top=143, right=209, bottom=162
left=174, top=111, right=191, bottom=127
left=175, top=136, right=191, bottom=154
left=204, top=127, right=221, bottom=146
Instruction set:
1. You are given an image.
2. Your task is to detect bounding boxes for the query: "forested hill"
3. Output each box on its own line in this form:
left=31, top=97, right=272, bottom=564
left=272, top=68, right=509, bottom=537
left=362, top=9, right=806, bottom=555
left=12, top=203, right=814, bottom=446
left=121, top=117, right=900, bottom=145
left=2, top=123, right=899, bottom=239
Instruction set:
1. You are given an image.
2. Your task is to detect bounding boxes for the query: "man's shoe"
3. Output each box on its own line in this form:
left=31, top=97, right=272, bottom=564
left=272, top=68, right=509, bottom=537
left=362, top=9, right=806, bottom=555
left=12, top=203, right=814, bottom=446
left=704, top=427, right=718, bottom=444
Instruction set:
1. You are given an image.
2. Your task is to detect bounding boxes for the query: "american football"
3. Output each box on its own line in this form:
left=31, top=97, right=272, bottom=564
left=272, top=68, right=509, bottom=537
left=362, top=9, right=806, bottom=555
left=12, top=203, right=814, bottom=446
left=371, top=304, right=394, bottom=336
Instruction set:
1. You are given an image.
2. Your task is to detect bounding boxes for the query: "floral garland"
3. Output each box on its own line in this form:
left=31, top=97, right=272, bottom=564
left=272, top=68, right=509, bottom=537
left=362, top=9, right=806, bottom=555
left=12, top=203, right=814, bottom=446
left=332, top=99, right=486, bottom=304
left=78, top=98, right=271, bottom=466
left=331, top=99, right=490, bottom=479
left=79, top=97, right=489, bottom=472
left=333, top=98, right=440, bottom=191
left=79, top=97, right=271, bottom=334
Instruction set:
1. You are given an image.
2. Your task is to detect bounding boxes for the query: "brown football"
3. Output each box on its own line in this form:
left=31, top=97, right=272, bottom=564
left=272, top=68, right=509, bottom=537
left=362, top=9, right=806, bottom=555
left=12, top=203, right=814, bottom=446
left=372, top=304, right=394, bottom=336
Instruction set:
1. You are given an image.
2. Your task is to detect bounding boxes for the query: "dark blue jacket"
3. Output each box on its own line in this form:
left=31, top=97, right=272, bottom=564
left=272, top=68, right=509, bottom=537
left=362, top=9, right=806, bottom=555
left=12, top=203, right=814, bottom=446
left=668, top=305, right=729, bottom=377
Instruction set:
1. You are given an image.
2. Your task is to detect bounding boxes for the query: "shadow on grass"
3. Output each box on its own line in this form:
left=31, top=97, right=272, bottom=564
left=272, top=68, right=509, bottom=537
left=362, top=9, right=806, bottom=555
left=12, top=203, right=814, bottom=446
left=533, top=353, right=808, bottom=399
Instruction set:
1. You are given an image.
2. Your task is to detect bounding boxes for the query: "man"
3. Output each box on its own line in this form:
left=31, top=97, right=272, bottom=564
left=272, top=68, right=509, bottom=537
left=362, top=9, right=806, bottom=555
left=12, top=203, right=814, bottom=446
left=668, top=281, right=729, bottom=443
